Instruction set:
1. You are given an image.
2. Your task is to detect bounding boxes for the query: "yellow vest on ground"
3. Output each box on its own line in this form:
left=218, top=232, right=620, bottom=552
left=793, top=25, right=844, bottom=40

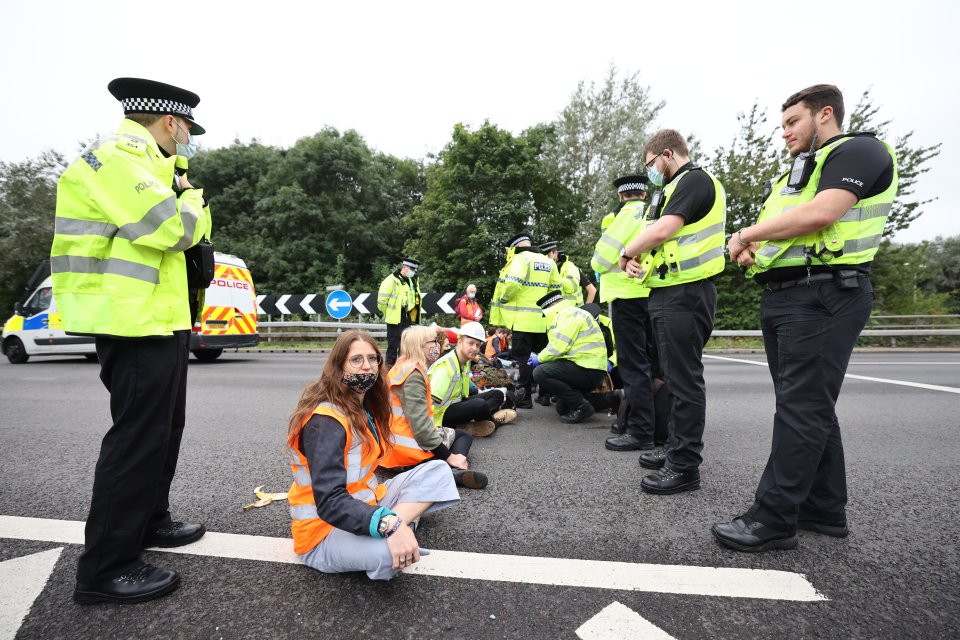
left=50, top=119, right=212, bottom=337
left=746, top=134, right=898, bottom=276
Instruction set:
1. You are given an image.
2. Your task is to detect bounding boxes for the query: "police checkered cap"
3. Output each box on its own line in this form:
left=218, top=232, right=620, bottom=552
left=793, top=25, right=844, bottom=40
left=120, top=97, right=194, bottom=119
left=402, top=257, right=421, bottom=269
left=540, top=240, right=558, bottom=253
left=536, top=291, right=564, bottom=310
left=108, top=77, right=205, bottom=134
left=507, top=233, right=531, bottom=248
left=613, top=174, right=648, bottom=193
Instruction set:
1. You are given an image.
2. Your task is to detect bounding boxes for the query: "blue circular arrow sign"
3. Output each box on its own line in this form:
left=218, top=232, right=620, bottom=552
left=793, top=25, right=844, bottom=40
left=325, top=290, right=353, bottom=320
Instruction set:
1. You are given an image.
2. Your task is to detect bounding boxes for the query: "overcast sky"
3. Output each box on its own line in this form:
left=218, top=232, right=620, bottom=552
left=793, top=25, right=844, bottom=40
left=2, top=0, right=956, bottom=244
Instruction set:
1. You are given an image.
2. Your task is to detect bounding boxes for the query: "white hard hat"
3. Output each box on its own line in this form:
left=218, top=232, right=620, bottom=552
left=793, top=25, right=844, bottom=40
left=459, top=321, right=486, bottom=343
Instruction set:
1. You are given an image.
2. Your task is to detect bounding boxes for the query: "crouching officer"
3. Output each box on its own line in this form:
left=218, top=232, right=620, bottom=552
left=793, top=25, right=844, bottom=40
left=489, top=233, right=562, bottom=409
left=51, top=78, right=213, bottom=604
left=530, top=291, right=608, bottom=423
left=714, top=84, right=898, bottom=552
left=379, top=257, right=422, bottom=366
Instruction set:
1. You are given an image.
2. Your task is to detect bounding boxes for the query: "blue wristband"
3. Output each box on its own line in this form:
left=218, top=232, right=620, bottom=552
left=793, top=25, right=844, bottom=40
left=369, top=507, right=397, bottom=538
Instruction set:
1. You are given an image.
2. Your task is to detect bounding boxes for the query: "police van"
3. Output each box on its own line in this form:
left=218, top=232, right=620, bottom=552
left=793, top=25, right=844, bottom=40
left=2, top=253, right=260, bottom=364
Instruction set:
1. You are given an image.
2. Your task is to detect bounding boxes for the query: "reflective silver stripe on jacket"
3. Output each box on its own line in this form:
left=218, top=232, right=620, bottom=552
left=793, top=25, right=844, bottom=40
left=390, top=433, right=422, bottom=450
left=675, top=221, right=725, bottom=246
left=592, top=252, right=622, bottom=273
left=567, top=340, right=606, bottom=356
left=352, top=489, right=375, bottom=503
left=49, top=255, right=160, bottom=284
left=669, top=246, right=724, bottom=271
left=838, top=202, right=893, bottom=223
left=290, top=504, right=320, bottom=520
left=496, top=304, right=550, bottom=313
left=168, top=198, right=202, bottom=252
left=388, top=363, right=416, bottom=386
left=390, top=403, right=404, bottom=417
left=55, top=217, right=119, bottom=237
left=757, top=243, right=786, bottom=259
left=287, top=445, right=312, bottom=485
left=114, top=196, right=178, bottom=243
left=345, top=440, right=363, bottom=484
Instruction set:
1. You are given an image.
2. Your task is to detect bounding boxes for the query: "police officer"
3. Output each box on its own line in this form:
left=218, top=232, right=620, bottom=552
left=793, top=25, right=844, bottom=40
left=622, top=130, right=726, bottom=495
left=713, top=85, right=898, bottom=552
left=378, top=257, right=422, bottom=366
left=541, top=241, right=595, bottom=306
left=51, top=78, right=213, bottom=604
left=530, top=291, right=608, bottom=423
left=489, top=233, right=562, bottom=409
left=592, top=176, right=659, bottom=452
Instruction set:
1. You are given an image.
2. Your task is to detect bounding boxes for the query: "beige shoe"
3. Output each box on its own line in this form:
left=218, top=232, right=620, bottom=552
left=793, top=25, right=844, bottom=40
left=458, top=420, right=496, bottom=437
left=493, top=409, right=517, bottom=426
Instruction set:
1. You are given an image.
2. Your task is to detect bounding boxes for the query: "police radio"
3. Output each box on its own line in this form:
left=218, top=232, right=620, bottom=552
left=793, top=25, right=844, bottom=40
left=647, top=190, right=666, bottom=219
left=787, top=133, right=819, bottom=190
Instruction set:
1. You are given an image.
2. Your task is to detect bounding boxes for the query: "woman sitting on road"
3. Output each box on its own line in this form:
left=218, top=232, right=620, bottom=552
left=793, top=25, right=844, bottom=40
left=380, top=326, right=489, bottom=490
left=286, top=330, right=459, bottom=580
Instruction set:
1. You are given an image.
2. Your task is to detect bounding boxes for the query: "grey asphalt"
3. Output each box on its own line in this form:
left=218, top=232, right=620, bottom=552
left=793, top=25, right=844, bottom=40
left=1, top=350, right=958, bottom=639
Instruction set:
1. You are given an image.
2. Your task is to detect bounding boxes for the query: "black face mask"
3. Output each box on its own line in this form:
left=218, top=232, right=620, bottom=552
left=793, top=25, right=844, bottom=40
left=342, top=372, right=378, bottom=394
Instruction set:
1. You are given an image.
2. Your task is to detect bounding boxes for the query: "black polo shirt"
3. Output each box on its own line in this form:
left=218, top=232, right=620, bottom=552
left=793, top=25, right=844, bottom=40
left=661, top=163, right=716, bottom=225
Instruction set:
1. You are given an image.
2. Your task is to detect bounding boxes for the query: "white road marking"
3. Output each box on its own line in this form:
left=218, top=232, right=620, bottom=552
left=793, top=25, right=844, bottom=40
left=704, top=355, right=960, bottom=394
left=0, top=548, right=63, bottom=640
left=576, top=602, right=676, bottom=640
left=0, top=515, right=824, bottom=602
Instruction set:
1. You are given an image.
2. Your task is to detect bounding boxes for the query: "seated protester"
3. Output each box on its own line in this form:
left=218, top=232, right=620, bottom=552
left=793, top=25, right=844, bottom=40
left=530, top=291, right=608, bottom=423
left=286, top=330, right=459, bottom=580
left=484, top=327, right=512, bottom=362
left=429, top=321, right=517, bottom=437
left=380, top=326, right=489, bottom=490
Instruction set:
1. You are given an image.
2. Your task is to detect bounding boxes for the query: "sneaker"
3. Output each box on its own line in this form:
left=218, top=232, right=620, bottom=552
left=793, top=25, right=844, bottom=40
left=458, top=420, right=496, bottom=437
left=493, top=409, right=517, bottom=426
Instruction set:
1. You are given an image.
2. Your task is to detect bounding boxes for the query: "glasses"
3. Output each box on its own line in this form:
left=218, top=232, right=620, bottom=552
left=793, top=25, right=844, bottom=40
left=423, top=340, right=438, bottom=346
left=645, top=151, right=664, bottom=168
left=346, top=354, right=382, bottom=368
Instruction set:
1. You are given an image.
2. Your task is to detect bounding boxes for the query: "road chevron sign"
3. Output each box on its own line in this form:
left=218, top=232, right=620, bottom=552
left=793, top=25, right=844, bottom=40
left=353, top=293, right=371, bottom=315
left=255, top=292, right=462, bottom=316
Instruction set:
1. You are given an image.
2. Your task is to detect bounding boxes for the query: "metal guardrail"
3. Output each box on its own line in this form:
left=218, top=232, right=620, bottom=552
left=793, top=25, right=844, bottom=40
left=259, top=320, right=960, bottom=344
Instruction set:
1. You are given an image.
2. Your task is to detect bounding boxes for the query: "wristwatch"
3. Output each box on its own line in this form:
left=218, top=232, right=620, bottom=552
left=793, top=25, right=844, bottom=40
left=377, top=515, right=402, bottom=538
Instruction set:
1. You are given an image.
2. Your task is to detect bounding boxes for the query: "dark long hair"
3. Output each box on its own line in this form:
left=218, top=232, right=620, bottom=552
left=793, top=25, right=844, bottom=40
left=287, top=330, right=392, bottom=458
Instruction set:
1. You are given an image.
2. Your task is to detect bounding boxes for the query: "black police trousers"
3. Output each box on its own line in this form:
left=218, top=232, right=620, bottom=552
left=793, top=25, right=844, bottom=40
left=747, top=275, right=873, bottom=531
left=77, top=330, right=189, bottom=583
left=611, top=297, right=657, bottom=444
left=533, top=359, right=606, bottom=414
left=649, top=280, right=717, bottom=472
left=511, top=330, right=547, bottom=392
left=385, top=317, right=412, bottom=366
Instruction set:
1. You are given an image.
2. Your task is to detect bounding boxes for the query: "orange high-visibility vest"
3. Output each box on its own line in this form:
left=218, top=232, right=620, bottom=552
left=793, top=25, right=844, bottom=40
left=287, top=402, right=387, bottom=555
left=379, top=361, right=436, bottom=468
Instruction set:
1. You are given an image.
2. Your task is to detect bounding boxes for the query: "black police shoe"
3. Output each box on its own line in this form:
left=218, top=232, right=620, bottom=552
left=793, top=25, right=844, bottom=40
left=514, top=388, right=533, bottom=409
left=74, top=563, right=180, bottom=605
left=711, top=515, right=799, bottom=552
left=604, top=433, right=654, bottom=452
left=797, top=517, right=849, bottom=538
left=640, top=466, right=700, bottom=495
left=610, top=421, right=626, bottom=435
left=560, top=401, right=595, bottom=424
left=535, top=393, right=552, bottom=406
left=638, top=447, right=667, bottom=470
left=143, top=521, right=206, bottom=548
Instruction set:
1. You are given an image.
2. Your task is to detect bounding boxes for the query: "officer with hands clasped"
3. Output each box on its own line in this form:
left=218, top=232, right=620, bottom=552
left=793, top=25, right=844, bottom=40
left=621, top=130, right=727, bottom=495
left=50, top=78, right=213, bottom=604
left=713, top=84, right=898, bottom=552
left=379, top=257, right=422, bottom=366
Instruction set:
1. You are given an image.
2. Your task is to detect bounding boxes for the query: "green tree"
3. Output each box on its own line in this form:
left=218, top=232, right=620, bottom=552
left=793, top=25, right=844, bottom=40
left=917, top=234, right=960, bottom=313
left=542, top=66, right=663, bottom=241
left=404, top=121, right=581, bottom=301
left=871, top=239, right=949, bottom=315
left=0, top=150, right=65, bottom=313
left=847, top=87, right=943, bottom=237
left=708, top=104, right=784, bottom=329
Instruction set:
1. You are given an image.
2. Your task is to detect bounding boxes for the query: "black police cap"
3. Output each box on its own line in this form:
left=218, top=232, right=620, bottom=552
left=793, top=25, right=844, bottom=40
left=107, top=77, right=205, bottom=135
left=507, top=233, right=532, bottom=248
left=536, top=291, right=564, bottom=310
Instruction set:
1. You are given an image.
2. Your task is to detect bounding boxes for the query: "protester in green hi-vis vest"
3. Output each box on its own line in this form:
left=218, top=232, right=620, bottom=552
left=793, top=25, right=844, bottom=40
left=713, top=84, right=898, bottom=553
left=621, top=130, right=726, bottom=497
left=592, top=175, right=663, bottom=454
left=53, top=78, right=213, bottom=606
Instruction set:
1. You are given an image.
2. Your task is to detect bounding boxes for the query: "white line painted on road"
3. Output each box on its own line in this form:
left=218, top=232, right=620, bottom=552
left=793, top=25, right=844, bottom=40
left=0, top=548, right=63, bottom=640
left=705, top=355, right=960, bottom=394
left=576, top=602, right=676, bottom=640
left=0, top=515, right=825, bottom=602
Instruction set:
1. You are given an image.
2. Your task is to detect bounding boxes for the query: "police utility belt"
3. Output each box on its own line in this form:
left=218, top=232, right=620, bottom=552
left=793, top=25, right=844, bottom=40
left=765, top=269, right=865, bottom=292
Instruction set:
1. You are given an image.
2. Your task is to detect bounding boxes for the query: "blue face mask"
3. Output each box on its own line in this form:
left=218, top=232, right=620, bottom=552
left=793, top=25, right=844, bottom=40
left=467, top=292, right=475, bottom=299
left=646, top=159, right=665, bottom=187
left=173, top=121, right=198, bottom=159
